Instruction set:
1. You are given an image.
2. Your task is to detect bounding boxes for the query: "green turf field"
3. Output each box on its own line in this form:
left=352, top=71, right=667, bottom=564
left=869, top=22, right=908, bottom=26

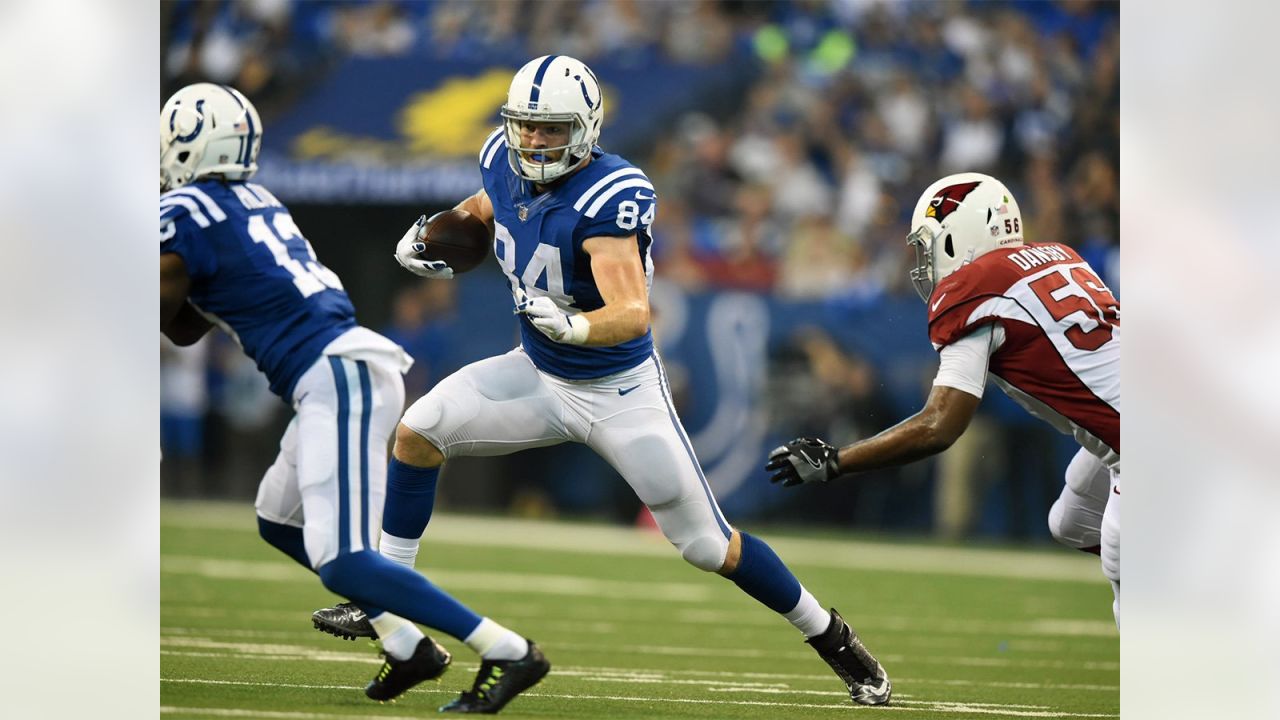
left=161, top=500, right=1118, bottom=719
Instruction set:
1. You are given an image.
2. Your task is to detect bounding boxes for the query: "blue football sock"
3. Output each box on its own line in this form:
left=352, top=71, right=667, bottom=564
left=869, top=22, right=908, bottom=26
left=318, top=550, right=482, bottom=641
left=726, top=532, right=803, bottom=614
left=257, top=516, right=312, bottom=570
left=258, top=516, right=386, bottom=616
left=382, top=458, right=439, bottom=540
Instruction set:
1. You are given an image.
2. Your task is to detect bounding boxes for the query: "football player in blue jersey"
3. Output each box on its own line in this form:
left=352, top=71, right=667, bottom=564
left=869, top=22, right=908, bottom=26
left=159, top=83, right=544, bottom=712
left=312, top=56, right=892, bottom=709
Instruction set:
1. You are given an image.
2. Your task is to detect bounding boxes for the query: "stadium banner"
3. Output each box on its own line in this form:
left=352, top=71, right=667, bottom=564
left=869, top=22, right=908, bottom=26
left=256, top=57, right=747, bottom=204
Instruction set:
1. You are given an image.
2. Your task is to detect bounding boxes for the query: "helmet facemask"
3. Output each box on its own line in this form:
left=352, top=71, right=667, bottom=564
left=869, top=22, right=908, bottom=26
left=906, top=224, right=938, bottom=302
left=501, top=111, right=591, bottom=184
left=907, top=223, right=979, bottom=303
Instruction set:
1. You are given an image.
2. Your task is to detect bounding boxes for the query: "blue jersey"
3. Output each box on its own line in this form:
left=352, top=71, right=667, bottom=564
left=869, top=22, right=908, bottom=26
left=479, top=128, right=656, bottom=379
left=160, top=180, right=358, bottom=398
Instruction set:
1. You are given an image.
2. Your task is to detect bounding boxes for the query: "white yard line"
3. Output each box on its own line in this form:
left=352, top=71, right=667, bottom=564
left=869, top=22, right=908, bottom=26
left=162, top=501, right=1103, bottom=583
left=161, top=638, right=1117, bottom=693
left=160, top=630, right=1116, bottom=671
left=162, top=679, right=1118, bottom=718
left=548, top=641, right=1119, bottom=670
left=160, top=634, right=1118, bottom=671
left=163, top=599, right=1116, bottom=641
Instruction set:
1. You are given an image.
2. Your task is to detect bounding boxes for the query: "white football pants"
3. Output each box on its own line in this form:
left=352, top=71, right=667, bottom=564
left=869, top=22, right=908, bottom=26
left=1048, top=446, right=1120, bottom=627
left=255, top=353, right=405, bottom=568
left=400, top=348, right=733, bottom=571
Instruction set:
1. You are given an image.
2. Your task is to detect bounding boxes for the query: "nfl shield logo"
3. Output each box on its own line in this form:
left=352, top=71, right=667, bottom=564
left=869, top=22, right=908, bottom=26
left=517, top=205, right=529, bottom=222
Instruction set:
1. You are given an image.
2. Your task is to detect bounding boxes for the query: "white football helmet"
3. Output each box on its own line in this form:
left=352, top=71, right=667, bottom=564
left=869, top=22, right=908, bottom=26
left=500, top=55, right=603, bottom=183
left=906, top=172, right=1025, bottom=302
left=160, top=83, right=262, bottom=192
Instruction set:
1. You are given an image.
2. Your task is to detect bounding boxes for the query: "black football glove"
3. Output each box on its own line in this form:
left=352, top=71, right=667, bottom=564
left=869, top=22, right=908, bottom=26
left=766, top=437, right=841, bottom=487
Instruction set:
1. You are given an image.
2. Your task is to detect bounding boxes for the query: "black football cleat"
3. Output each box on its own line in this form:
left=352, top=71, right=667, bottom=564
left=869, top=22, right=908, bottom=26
left=807, top=608, right=892, bottom=706
left=439, top=641, right=550, bottom=714
left=312, top=602, right=375, bottom=640
left=365, top=636, right=453, bottom=702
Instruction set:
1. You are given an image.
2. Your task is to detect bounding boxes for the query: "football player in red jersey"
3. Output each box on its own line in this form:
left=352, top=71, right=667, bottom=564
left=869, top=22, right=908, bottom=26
left=768, top=172, right=1121, bottom=627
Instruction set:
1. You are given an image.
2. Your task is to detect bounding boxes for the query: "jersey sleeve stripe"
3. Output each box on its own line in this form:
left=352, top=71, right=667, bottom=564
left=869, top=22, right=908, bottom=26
left=159, top=195, right=211, bottom=228
left=584, top=178, right=655, bottom=218
left=573, top=169, right=645, bottom=211
left=482, top=133, right=507, bottom=170
left=163, top=186, right=227, bottom=222
left=248, top=183, right=283, bottom=207
left=479, top=127, right=504, bottom=166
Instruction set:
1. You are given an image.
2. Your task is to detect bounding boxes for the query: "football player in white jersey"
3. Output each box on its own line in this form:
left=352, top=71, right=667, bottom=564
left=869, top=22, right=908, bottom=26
left=767, top=172, right=1121, bottom=627
left=311, top=55, right=893, bottom=709
left=160, top=83, right=539, bottom=711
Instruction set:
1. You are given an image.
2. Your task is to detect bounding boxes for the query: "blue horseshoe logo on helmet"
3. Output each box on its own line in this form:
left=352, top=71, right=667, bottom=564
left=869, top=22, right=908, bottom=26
left=573, top=75, right=597, bottom=110
left=170, top=99, right=205, bottom=143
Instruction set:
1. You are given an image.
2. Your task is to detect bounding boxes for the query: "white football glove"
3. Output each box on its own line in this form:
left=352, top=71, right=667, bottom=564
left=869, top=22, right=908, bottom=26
left=514, top=287, right=590, bottom=345
left=394, top=214, right=454, bottom=279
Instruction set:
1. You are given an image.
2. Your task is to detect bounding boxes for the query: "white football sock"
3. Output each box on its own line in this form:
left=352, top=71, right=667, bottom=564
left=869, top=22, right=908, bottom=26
left=464, top=617, right=529, bottom=661
left=368, top=612, right=425, bottom=661
left=785, top=588, right=833, bottom=638
left=378, top=532, right=421, bottom=568
left=1110, top=579, right=1120, bottom=630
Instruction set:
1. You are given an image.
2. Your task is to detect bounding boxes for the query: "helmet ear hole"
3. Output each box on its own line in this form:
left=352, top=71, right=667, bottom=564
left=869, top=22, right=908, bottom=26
left=177, top=151, right=190, bottom=163
left=944, top=233, right=954, bottom=257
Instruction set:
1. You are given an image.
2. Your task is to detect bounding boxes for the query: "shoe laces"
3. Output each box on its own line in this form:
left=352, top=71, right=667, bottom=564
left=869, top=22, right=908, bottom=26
left=460, top=660, right=505, bottom=701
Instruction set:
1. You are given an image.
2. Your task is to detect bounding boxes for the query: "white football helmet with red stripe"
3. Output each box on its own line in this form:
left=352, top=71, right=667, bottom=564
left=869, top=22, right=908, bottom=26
left=906, top=172, right=1025, bottom=301
left=160, top=83, right=262, bottom=192
left=500, top=55, right=604, bottom=183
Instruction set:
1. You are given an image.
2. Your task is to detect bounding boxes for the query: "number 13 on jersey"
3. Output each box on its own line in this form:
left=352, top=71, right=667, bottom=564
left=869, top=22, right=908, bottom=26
left=247, top=212, right=345, bottom=298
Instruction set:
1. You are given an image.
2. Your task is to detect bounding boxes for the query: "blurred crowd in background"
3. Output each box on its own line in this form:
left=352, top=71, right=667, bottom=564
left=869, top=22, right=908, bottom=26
left=161, top=0, right=1119, bottom=542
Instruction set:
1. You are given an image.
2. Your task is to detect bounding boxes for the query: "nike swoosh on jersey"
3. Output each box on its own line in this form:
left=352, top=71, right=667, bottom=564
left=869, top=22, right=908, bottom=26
left=618, top=384, right=641, bottom=396
left=931, top=292, right=948, bottom=312
left=634, top=192, right=654, bottom=201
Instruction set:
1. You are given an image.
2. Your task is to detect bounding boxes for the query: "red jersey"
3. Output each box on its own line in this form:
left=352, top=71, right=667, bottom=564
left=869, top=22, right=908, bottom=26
left=928, top=243, right=1120, bottom=469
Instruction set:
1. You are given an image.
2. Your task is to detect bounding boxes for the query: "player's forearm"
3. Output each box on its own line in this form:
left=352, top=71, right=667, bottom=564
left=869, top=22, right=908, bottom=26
left=454, top=190, right=494, bottom=233
left=579, top=300, right=649, bottom=346
left=454, top=194, right=484, bottom=218
left=835, top=411, right=956, bottom=475
left=160, top=253, right=192, bottom=329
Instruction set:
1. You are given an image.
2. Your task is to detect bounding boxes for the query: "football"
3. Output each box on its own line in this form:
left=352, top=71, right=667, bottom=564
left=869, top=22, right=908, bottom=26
left=420, top=209, right=491, bottom=273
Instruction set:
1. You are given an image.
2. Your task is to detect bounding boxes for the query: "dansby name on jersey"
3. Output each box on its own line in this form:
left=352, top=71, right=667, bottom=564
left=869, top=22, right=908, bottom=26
left=479, top=127, right=656, bottom=380
left=928, top=243, right=1120, bottom=468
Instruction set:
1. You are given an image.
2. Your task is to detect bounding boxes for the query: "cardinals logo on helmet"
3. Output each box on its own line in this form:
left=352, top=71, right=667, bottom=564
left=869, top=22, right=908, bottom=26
left=925, top=181, right=982, bottom=223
